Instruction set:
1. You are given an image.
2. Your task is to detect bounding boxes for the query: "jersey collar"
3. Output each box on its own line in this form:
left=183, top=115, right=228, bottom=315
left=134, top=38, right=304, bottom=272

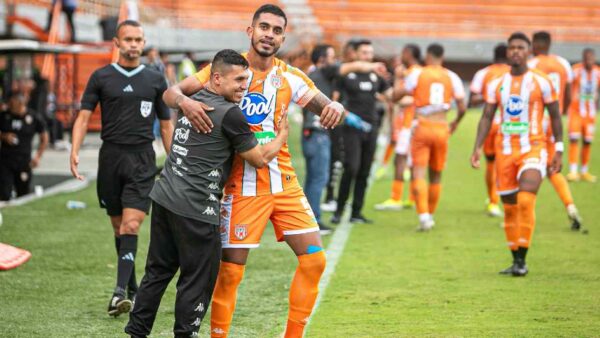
left=111, top=63, right=146, bottom=78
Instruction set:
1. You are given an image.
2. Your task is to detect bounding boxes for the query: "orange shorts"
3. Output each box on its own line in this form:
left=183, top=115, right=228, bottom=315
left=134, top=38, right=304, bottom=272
left=483, top=117, right=501, bottom=157
left=410, top=119, right=449, bottom=172
left=495, top=143, right=547, bottom=196
left=219, top=187, right=319, bottom=248
left=569, top=112, right=596, bottom=142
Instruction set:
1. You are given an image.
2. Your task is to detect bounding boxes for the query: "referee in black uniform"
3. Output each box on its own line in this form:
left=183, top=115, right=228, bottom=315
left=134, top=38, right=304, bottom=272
left=126, top=49, right=288, bottom=338
left=70, top=20, right=173, bottom=317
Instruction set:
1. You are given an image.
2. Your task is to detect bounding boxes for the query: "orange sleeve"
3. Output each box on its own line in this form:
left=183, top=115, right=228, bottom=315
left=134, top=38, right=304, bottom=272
left=194, top=64, right=212, bottom=85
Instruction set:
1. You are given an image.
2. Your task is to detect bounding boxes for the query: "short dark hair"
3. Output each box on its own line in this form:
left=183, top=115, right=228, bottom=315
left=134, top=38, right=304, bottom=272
left=532, top=31, right=551, bottom=45
left=427, top=43, right=444, bottom=58
left=344, top=39, right=360, bottom=51
left=311, top=44, right=333, bottom=64
left=116, top=20, right=142, bottom=37
left=493, top=43, right=508, bottom=62
left=355, top=39, right=372, bottom=49
left=253, top=4, right=287, bottom=27
left=508, top=32, right=531, bottom=46
left=404, top=43, right=421, bottom=61
left=211, top=49, right=249, bottom=75
left=583, top=48, right=595, bottom=55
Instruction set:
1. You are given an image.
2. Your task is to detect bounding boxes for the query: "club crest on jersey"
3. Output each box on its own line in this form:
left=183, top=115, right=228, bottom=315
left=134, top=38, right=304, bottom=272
left=271, top=74, right=283, bottom=89
left=234, top=224, right=248, bottom=240
left=140, top=101, right=153, bottom=118
left=239, top=92, right=273, bottom=125
left=505, top=95, right=524, bottom=116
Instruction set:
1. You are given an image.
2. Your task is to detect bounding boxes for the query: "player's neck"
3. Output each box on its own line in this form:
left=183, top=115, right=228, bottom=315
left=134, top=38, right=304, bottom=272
left=117, top=57, right=141, bottom=69
left=247, top=49, right=274, bottom=72
left=511, top=64, right=528, bottom=76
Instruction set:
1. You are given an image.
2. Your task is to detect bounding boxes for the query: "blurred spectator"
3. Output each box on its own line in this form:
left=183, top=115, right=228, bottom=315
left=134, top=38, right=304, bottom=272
left=146, top=46, right=165, bottom=74
left=177, top=52, right=196, bottom=81
left=0, top=91, right=48, bottom=201
left=46, top=0, right=78, bottom=42
left=160, top=52, right=177, bottom=86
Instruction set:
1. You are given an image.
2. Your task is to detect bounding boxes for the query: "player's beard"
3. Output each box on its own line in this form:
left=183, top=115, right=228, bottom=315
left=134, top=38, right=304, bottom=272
left=251, top=36, right=279, bottom=58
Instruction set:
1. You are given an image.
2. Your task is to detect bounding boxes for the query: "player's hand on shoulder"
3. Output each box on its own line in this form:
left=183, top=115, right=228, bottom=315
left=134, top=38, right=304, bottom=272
left=178, top=96, right=214, bottom=134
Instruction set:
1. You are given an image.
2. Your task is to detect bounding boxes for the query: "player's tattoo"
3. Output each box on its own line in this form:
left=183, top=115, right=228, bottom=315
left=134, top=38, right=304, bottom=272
left=305, top=92, right=333, bottom=115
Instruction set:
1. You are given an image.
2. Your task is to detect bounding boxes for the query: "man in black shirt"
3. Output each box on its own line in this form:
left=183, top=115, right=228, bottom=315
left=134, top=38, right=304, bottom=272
left=125, top=49, right=288, bottom=338
left=70, top=20, right=173, bottom=317
left=0, top=91, right=48, bottom=200
left=332, top=39, right=394, bottom=224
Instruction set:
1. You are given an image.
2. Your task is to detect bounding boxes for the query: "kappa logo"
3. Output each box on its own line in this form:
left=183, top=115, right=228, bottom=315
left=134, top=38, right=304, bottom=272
left=140, top=100, right=153, bottom=118
left=506, top=95, right=525, bottom=116
left=239, top=92, right=273, bottom=125
left=174, top=128, right=190, bottom=144
left=178, top=116, right=193, bottom=128
left=208, top=182, right=219, bottom=190
left=202, top=206, right=217, bottom=216
left=123, top=84, right=133, bottom=92
left=191, top=317, right=201, bottom=327
left=172, top=144, right=188, bottom=156
left=207, top=194, right=219, bottom=202
left=194, top=303, right=205, bottom=313
left=234, top=224, right=248, bottom=240
left=208, top=169, right=220, bottom=178
left=212, top=328, right=225, bottom=335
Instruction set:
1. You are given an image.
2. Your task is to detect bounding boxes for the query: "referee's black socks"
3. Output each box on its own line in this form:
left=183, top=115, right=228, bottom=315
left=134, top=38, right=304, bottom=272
left=114, top=236, right=139, bottom=294
left=115, top=234, right=138, bottom=296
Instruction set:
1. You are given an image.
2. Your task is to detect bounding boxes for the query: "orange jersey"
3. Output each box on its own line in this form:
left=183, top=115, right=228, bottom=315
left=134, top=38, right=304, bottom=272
left=195, top=53, right=320, bottom=196
left=404, top=65, right=465, bottom=116
left=569, top=63, right=600, bottom=118
left=528, top=54, right=573, bottom=111
left=487, top=69, right=558, bottom=155
left=400, top=64, right=422, bottom=128
left=470, top=63, right=510, bottom=101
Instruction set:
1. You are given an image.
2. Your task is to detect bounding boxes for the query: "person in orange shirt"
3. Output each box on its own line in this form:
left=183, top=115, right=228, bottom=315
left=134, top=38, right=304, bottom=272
left=375, top=44, right=421, bottom=210
left=162, top=5, right=345, bottom=337
left=471, top=32, right=563, bottom=277
left=567, top=48, right=599, bottom=183
left=468, top=44, right=509, bottom=217
left=395, top=44, right=466, bottom=231
left=529, top=31, right=583, bottom=230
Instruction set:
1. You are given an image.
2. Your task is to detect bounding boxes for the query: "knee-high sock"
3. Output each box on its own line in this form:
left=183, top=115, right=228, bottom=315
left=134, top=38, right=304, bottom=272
left=285, top=251, right=326, bottom=338
left=549, top=173, right=574, bottom=208
left=391, top=180, right=403, bottom=201
left=428, top=183, right=442, bottom=214
left=581, top=143, right=592, bottom=172
left=114, top=236, right=138, bottom=293
left=517, top=192, right=537, bottom=248
left=485, top=161, right=499, bottom=204
left=569, top=141, right=579, bottom=170
left=413, top=178, right=428, bottom=215
left=503, top=204, right=519, bottom=251
left=210, top=262, right=245, bottom=338
left=116, top=234, right=137, bottom=295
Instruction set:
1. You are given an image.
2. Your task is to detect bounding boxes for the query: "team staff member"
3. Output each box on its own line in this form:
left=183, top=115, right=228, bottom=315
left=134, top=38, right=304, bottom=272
left=163, top=5, right=345, bottom=337
left=468, top=44, right=509, bottom=217
left=331, top=39, right=392, bottom=224
left=471, top=32, right=562, bottom=277
left=568, top=48, right=599, bottom=182
left=397, top=44, right=467, bottom=231
left=0, top=91, right=48, bottom=201
left=70, top=20, right=173, bottom=317
left=126, top=49, right=288, bottom=338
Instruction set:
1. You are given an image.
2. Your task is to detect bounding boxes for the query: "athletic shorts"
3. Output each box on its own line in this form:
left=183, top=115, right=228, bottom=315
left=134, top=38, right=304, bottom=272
left=97, top=142, right=157, bottom=216
left=219, top=186, right=319, bottom=248
left=392, top=113, right=404, bottom=142
left=495, top=143, right=547, bottom=196
left=483, top=118, right=501, bottom=157
left=394, top=128, right=412, bottom=155
left=569, top=112, right=596, bottom=142
left=410, top=119, right=449, bottom=172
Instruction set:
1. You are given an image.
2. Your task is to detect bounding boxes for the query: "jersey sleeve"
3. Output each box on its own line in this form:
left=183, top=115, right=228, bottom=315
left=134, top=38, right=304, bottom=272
left=80, top=70, right=101, bottom=111
left=470, top=68, right=488, bottom=94
left=485, top=78, right=502, bottom=104
left=222, top=106, right=258, bottom=153
left=155, top=77, right=171, bottom=120
left=283, top=66, right=320, bottom=107
left=194, top=64, right=212, bottom=85
left=557, top=56, right=574, bottom=83
left=403, top=68, right=421, bottom=94
left=449, top=70, right=465, bottom=99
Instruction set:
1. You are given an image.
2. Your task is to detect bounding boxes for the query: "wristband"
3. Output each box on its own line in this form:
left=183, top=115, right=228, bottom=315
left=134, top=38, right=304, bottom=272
left=555, top=141, right=564, bottom=152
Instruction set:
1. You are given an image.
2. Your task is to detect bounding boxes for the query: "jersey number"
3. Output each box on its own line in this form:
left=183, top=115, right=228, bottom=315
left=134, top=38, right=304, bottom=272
left=429, top=83, right=445, bottom=105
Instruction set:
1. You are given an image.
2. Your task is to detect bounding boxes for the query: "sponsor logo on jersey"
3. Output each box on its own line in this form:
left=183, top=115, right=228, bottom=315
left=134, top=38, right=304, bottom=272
left=505, top=95, right=524, bottom=116
left=140, top=100, right=153, bottom=117
left=123, top=84, right=133, bottom=92
left=359, top=81, right=373, bottom=91
left=239, top=92, right=273, bottom=125
left=172, top=166, right=184, bottom=177
left=234, top=224, right=248, bottom=240
left=172, top=144, right=188, bottom=156
left=174, top=128, right=190, bottom=144
left=178, top=116, right=193, bottom=128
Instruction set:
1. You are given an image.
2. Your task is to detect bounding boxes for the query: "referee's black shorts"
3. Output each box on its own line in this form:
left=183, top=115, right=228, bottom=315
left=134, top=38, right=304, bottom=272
left=97, top=142, right=157, bottom=216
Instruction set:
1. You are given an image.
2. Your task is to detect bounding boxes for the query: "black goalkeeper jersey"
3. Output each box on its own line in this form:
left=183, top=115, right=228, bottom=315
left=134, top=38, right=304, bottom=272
left=80, top=63, right=170, bottom=145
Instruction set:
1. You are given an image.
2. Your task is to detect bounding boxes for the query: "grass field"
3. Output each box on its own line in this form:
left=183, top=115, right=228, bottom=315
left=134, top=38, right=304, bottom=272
left=1, top=111, right=599, bottom=337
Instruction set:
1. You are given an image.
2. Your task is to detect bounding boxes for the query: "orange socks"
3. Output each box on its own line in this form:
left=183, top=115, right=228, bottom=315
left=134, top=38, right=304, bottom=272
left=503, top=204, right=519, bottom=251
left=413, top=178, right=428, bottom=215
left=582, top=143, right=591, bottom=170
left=428, top=183, right=441, bottom=214
left=569, top=141, right=579, bottom=169
left=382, top=142, right=394, bottom=165
left=391, top=180, right=403, bottom=201
left=549, top=173, right=574, bottom=207
left=285, top=251, right=326, bottom=338
left=485, top=161, right=499, bottom=204
left=211, top=261, right=246, bottom=338
left=517, top=191, right=537, bottom=248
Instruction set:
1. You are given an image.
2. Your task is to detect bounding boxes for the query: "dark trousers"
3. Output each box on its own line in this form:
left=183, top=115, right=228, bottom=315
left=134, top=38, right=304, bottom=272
left=0, top=154, right=32, bottom=201
left=325, top=125, right=345, bottom=202
left=336, top=125, right=378, bottom=216
left=125, top=202, right=221, bottom=338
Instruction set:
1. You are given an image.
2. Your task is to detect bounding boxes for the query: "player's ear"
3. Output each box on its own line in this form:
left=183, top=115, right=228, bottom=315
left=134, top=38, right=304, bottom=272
left=113, top=37, right=119, bottom=48
left=246, top=26, right=253, bottom=38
